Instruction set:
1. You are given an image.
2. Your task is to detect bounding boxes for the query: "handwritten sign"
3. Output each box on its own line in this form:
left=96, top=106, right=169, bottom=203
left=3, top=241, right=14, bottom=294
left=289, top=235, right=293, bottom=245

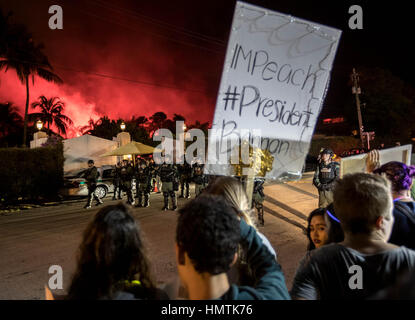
left=340, top=145, right=413, bottom=178
left=206, top=1, right=341, bottom=180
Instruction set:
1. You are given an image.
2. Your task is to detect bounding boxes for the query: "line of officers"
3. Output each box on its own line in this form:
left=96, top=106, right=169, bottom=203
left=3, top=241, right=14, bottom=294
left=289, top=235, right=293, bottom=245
left=111, top=156, right=208, bottom=211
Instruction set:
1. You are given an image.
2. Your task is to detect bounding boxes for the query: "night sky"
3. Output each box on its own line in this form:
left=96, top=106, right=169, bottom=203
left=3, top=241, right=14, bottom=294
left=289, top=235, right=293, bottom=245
left=0, top=0, right=413, bottom=137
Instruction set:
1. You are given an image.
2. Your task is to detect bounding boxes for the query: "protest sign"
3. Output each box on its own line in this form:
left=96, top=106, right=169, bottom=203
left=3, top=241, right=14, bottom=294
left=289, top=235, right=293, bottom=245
left=340, top=145, right=413, bottom=178
left=205, top=1, right=341, bottom=181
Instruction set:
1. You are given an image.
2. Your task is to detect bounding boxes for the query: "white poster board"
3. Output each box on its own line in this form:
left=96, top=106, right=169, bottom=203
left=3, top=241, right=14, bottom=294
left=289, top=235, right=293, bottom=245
left=340, top=145, right=413, bottom=178
left=206, top=1, right=341, bottom=181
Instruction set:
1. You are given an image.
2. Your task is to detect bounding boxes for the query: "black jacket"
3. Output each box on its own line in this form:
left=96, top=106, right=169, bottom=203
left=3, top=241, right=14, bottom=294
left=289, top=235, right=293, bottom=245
left=389, top=201, right=415, bottom=250
left=219, top=220, right=290, bottom=300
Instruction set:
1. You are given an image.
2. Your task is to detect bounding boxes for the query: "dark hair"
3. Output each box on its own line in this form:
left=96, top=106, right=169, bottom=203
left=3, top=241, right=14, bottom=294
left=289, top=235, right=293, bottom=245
left=306, top=208, right=326, bottom=251
left=325, top=203, right=345, bottom=244
left=373, top=161, right=415, bottom=192
left=88, top=160, right=94, bottom=164
left=321, top=148, right=333, bottom=156
left=176, top=195, right=240, bottom=275
left=67, top=203, right=155, bottom=299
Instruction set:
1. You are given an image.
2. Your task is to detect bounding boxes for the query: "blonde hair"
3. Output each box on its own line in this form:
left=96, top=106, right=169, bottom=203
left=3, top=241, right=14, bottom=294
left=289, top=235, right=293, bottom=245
left=333, top=173, right=393, bottom=234
left=206, top=176, right=256, bottom=229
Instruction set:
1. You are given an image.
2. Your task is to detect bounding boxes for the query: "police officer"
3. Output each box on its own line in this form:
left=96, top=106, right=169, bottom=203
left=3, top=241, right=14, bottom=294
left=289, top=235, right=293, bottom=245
left=83, top=159, right=103, bottom=209
left=148, top=158, right=161, bottom=193
left=119, top=159, right=135, bottom=205
left=192, top=161, right=208, bottom=197
left=159, top=155, right=178, bottom=211
left=135, top=160, right=152, bottom=207
left=313, top=148, right=340, bottom=208
left=112, top=162, right=122, bottom=200
left=252, top=178, right=265, bottom=226
left=178, top=157, right=192, bottom=199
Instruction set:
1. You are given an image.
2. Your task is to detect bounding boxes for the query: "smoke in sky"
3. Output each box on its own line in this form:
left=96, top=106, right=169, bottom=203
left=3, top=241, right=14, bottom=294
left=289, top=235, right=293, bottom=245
left=0, top=0, right=229, bottom=138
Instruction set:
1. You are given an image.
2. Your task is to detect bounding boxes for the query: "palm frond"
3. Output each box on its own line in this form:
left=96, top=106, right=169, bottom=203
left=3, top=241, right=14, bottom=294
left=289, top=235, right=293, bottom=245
left=54, top=117, right=68, bottom=136
left=56, top=113, right=73, bottom=125
left=36, top=68, right=63, bottom=84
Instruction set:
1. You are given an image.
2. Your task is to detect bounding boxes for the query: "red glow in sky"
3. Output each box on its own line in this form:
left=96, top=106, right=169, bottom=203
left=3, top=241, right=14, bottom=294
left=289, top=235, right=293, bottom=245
left=0, top=0, right=227, bottom=138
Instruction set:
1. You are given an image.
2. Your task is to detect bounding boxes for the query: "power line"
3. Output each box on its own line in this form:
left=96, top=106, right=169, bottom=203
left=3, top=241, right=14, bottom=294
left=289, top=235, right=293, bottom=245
left=75, top=6, right=224, bottom=55
left=90, top=0, right=227, bottom=47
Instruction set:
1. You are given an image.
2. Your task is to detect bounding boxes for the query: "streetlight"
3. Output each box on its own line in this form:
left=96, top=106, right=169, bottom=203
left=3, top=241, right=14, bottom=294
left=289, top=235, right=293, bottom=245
left=120, top=122, right=126, bottom=131
left=36, top=120, right=43, bottom=131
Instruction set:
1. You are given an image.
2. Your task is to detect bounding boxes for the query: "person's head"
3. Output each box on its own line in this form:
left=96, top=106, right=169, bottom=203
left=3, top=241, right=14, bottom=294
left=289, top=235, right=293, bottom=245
left=205, top=176, right=256, bottom=228
left=333, top=173, right=394, bottom=240
left=88, top=159, right=94, bottom=168
left=325, top=203, right=345, bottom=244
left=373, top=161, right=415, bottom=194
left=321, top=148, right=333, bottom=163
left=176, top=195, right=240, bottom=289
left=306, top=208, right=328, bottom=250
left=67, top=203, right=154, bottom=299
left=139, top=160, right=146, bottom=169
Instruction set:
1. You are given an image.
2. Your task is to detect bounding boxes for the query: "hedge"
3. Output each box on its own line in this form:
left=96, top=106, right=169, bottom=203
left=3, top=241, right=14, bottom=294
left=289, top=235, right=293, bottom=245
left=0, top=142, right=64, bottom=203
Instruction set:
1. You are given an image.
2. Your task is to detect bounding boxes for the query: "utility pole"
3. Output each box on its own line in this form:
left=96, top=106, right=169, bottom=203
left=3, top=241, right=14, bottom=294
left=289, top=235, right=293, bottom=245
left=351, top=68, right=365, bottom=148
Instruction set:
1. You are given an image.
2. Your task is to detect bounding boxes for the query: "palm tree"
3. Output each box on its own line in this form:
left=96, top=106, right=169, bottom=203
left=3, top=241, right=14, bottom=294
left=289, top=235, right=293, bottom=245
left=79, top=117, right=100, bottom=135
left=149, top=112, right=167, bottom=137
left=0, top=20, right=63, bottom=146
left=189, top=120, right=210, bottom=131
left=132, top=115, right=148, bottom=128
left=29, top=96, right=73, bottom=136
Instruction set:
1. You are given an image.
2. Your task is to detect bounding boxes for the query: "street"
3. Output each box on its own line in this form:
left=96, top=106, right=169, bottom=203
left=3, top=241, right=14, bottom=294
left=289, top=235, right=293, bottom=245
left=0, top=173, right=317, bottom=300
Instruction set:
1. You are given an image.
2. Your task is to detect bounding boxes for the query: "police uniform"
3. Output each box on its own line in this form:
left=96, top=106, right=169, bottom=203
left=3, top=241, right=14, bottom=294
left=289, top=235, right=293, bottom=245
left=252, top=178, right=265, bottom=225
left=192, top=163, right=208, bottom=197
left=313, top=151, right=340, bottom=208
left=83, top=164, right=103, bottom=209
left=150, top=162, right=162, bottom=193
left=159, top=162, right=178, bottom=211
left=120, top=161, right=135, bottom=205
left=135, top=162, right=152, bottom=207
left=178, top=162, right=192, bottom=198
left=112, top=163, right=122, bottom=200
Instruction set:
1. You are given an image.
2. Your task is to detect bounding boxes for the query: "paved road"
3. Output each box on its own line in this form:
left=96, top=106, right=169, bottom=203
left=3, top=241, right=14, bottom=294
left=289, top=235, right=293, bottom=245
left=0, top=173, right=318, bottom=299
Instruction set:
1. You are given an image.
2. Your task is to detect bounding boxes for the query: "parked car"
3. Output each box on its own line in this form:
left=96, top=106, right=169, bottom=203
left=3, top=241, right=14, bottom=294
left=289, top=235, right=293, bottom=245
left=61, top=165, right=136, bottom=199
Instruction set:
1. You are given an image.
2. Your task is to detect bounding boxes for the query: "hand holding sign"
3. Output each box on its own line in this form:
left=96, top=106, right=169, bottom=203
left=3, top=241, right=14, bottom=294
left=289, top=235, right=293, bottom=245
left=365, top=149, right=381, bottom=173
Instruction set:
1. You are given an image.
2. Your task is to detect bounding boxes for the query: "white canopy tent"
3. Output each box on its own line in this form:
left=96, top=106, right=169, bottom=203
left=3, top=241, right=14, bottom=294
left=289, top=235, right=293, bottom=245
left=63, top=135, right=118, bottom=173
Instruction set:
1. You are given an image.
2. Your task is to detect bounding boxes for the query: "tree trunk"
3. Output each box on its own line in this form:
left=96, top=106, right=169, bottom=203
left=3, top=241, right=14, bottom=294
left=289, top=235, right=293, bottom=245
left=22, top=74, right=29, bottom=147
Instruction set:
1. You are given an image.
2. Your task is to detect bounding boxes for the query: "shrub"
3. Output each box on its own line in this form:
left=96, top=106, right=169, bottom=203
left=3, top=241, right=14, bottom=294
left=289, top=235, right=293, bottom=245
left=0, top=138, right=64, bottom=203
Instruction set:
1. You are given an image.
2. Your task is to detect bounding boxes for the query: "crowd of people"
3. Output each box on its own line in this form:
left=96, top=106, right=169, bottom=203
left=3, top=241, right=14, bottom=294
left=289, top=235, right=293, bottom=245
left=59, top=148, right=415, bottom=300
left=82, top=156, right=210, bottom=210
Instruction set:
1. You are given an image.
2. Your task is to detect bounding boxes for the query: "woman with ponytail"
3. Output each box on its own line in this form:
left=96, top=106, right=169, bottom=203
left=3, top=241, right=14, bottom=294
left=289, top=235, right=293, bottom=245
left=372, top=159, right=415, bottom=249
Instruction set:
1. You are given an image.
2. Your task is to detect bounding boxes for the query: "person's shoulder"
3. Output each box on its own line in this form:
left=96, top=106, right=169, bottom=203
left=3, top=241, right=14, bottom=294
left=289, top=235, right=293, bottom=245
left=307, top=243, right=346, bottom=262
left=395, top=246, right=415, bottom=257
left=219, top=284, right=276, bottom=300
left=393, top=201, right=415, bottom=222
